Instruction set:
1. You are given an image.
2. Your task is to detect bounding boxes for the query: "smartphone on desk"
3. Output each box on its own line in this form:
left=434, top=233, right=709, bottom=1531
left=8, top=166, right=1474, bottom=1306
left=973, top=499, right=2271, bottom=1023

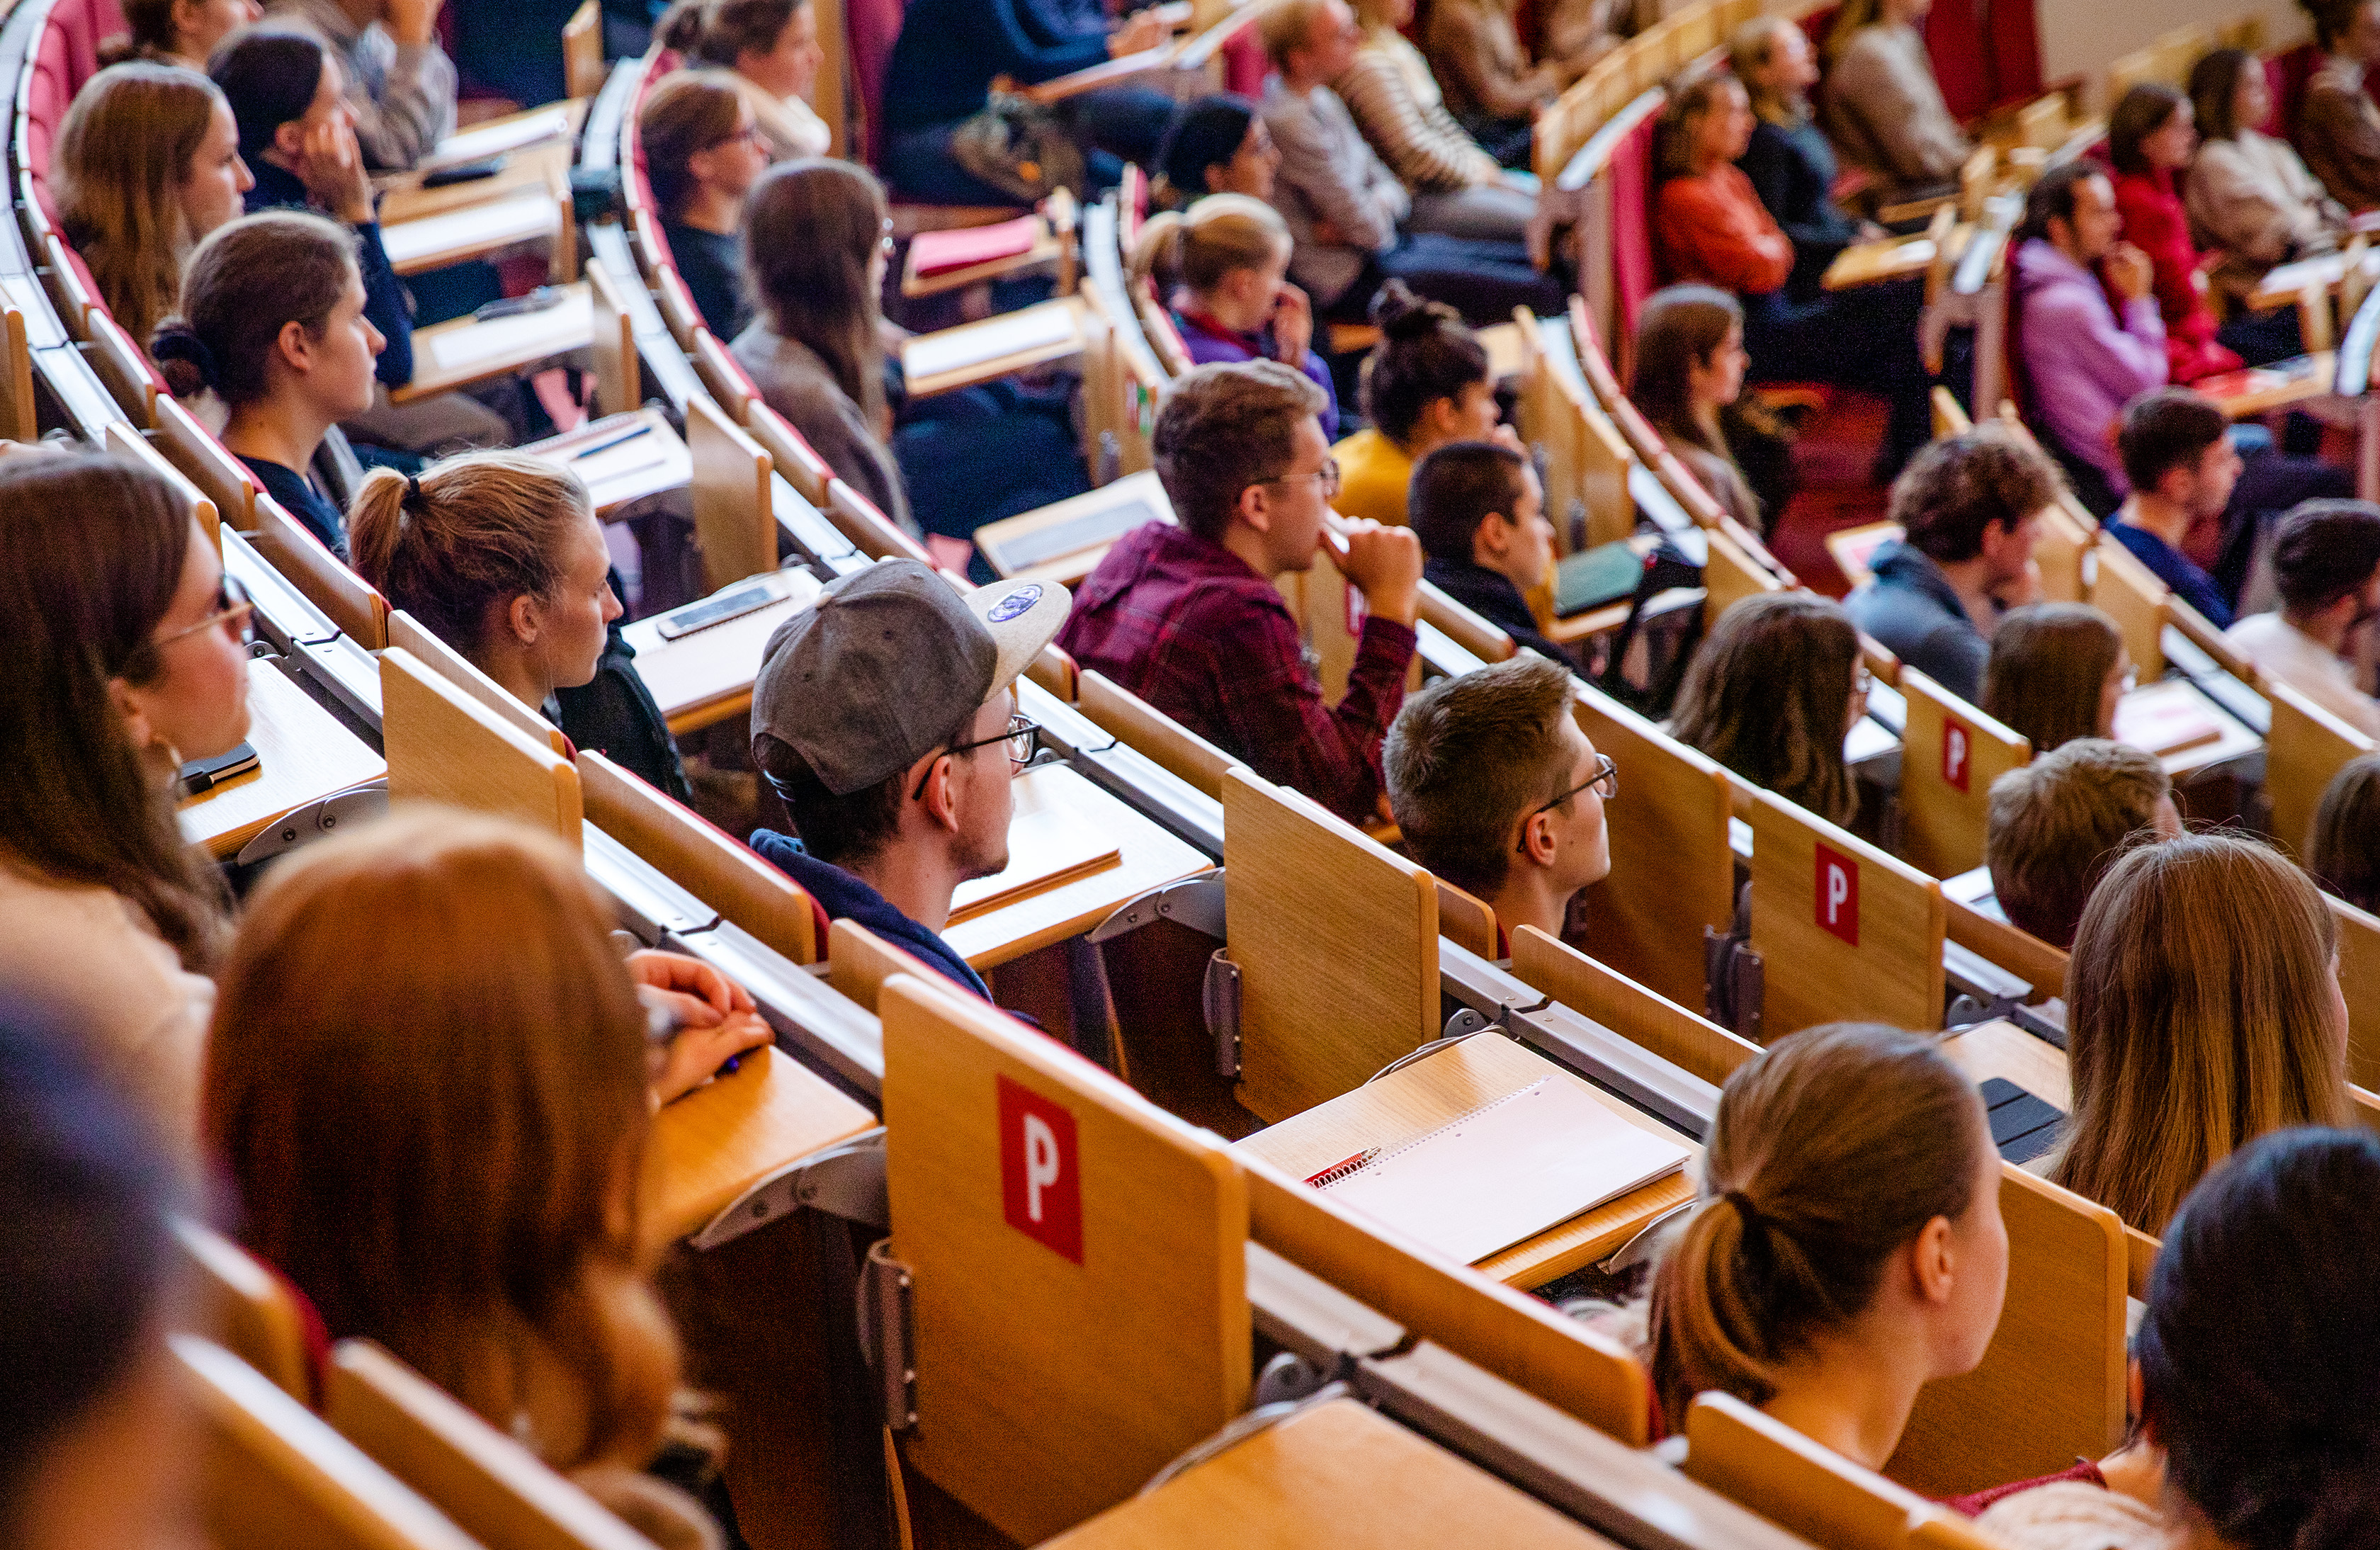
left=421, top=156, right=506, bottom=188
left=178, top=741, right=259, bottom=797
left=472, top=285, right=567, bottom=322
left=655, top=579, right=777, bottom=640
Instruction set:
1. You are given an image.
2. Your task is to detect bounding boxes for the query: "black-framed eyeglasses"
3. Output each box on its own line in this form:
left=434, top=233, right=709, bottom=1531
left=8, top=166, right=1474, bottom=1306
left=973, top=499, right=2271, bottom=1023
left=1519, top=754, right=1616, bottom=846
left=138, top=573, right=255, bottom=670
left=910, top=715, right=1041, bottom=801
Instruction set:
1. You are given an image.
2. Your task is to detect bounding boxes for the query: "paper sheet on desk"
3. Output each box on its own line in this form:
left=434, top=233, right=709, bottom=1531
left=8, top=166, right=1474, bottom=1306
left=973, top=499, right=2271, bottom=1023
left=382, top=193, right=557, bottom=268
left=902, top=304, right=1077, bottom=382
left=418, top=107, right=573, bottom=170
left=1320, top=1077, right=1689, bottom=1265
left=432, top=286, right=594, bottom=373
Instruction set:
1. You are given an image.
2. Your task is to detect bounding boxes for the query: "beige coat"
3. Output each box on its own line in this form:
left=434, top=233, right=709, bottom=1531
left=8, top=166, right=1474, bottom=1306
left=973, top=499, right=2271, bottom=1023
left=1821, top=23, right=1968, bottom=193
left=2186, top=130, right=2347, bottom=300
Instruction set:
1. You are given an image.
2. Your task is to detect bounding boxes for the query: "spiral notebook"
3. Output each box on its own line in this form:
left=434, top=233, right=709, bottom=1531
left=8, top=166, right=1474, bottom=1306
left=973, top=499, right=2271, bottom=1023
left=1314, top=1077, right=1689, bottom=1265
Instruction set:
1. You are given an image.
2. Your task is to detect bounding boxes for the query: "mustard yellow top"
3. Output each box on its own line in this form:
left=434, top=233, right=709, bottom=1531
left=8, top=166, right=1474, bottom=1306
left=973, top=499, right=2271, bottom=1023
left=1332, top=426, right=1415, bottom=527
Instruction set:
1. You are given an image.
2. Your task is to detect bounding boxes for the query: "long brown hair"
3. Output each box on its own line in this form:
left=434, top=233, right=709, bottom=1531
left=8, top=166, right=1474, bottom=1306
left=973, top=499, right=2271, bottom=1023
left=1654, top=72, right=1743, bottom=181
left=2049, top=833, right=2349, bottom=1234
left=349, top=451, right=593, bottom=662
left=205, top=809, right=684, bottom=1473
left=2307, top=754, right=2380, bottom=913
left=56, top=62, right=224, bottom=348
left=0, top=452, right=229, bottom=972
left=1647, top=1022, right=1989, bottom=1430
left=149, top=210, right=357, bottom=406
left=658, top=0, right=801, bottom=63
left=1631, top=283, right=1742, bottom=463
left=639, top=69, right=745, bottom=220
left=743, top=158, right=888, bottom=429
left=1671, top=592, right=1861, bottom=827
left=1981, top=602, right=2121, bottom=754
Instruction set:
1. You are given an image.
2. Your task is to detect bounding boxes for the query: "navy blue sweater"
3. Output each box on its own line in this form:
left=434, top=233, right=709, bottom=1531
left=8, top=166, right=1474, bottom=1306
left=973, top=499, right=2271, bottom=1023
left=882, top=0, right=1111, bottom=132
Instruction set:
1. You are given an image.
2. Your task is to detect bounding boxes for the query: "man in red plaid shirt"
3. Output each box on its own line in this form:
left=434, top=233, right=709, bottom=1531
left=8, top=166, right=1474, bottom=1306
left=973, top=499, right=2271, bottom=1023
left=1058, top=360, right=1423, bottom=822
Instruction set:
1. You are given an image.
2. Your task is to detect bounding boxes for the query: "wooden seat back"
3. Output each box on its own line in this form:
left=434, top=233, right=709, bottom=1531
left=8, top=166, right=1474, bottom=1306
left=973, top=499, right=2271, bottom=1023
left=582, top=256, right=640, bottom=419
left=85, top=304, right=159, bottom=425
left=1704, top=524, right=1784, bottom=621
left=1899, top=669, right=2030, bottom=879
left=0, top=292, right=30, bottom=441
left=2087, top=531, right=2168, bottom=679
left=387, top=611, right=570, bottom=755
left=1886, top=1166, right=2129, bottom=1496
left=380, top=647, right=582, bottom=847
left=2033, top=501, right=2093, bottom=604
left=1433, top=876, right=1500, bottom=959
left=2265, top=677, right=2376, bottom=856
left=1417, top=576, right=1519, bottom=663
left=1943, top=895, right=2069, bottom=1004
left=324, top=1341, right=656, bottom=1550
left=1568, top=684, right=1736, bottom=1009
left=1684, top=1393, right=1968, bottom=1550
left=691, top=327, right=755, bottom=422
left=1519, top=310, right=1635, bottom=550
left=879, top=970, right=1249, bottom=1543
left=154, top=392, right=259, bottom=531
left=1223, top=767, right=1438, bottom=1121
left=1748, top=788, right=1946, bottom=1037
left=2330, top=896, right=2380, bottom=1091
left=686, top=392, right=776, bottom=593
left=106, top=419, right=220, bottom=548
left=1509, top=925, right=1758, bottom=1087
left=652, top=262, right=701, bottom=349
left=251, top=492, right=390, bottom=648
left=742, top=399, right=838, bottom=507
left=562, top=0, right=605, bottom=99
left=577, top=749, right=817, bottom=965
left=174, top=1219, right=314, bottom=1403
left=1077, top=668, right=1234, bottom=798
left=825, top=477, right=936, bottom=565
left=174, top=1335, right=483, bottom=1550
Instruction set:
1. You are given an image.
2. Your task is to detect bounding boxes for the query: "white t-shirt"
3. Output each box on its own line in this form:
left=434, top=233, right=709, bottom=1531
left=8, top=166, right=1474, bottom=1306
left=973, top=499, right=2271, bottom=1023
left=0, top=862, right=212, bottom=1162
left=2224, top=612, right=2380, bottom=737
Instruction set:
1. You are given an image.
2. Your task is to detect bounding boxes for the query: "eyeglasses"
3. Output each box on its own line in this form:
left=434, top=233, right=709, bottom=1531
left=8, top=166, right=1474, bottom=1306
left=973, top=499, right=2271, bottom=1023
left=1521, top=754, right=1617, bottom=844
left=910, top=715, right=1041, bottom=801
left=1266, top=456, right=1341, bottom=499
left=708, top=122, right=766, bottom=152
left=150, top=573, right=255, bottom=655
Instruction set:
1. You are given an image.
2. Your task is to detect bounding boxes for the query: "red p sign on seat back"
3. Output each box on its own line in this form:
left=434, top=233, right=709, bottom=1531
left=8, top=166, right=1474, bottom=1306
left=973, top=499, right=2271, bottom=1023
left=1747, top=788, right=1945, bottom=1039
left=1942, top=718, right=1971, bottom=793
left=999, top=1074, right=1083, bottom=1264
left=1814, top=843, right=1859, bottom=946
left=1900, top=668, right=2030, bottom=879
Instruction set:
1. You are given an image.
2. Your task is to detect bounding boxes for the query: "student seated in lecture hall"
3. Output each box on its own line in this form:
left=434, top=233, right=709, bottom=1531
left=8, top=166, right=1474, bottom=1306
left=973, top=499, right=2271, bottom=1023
left=2223, top=499, right=2380, bottom=737
left=1152, top=95, right=1286, bottom=207
left=2307, top=754, right=2380, bottom=910
left=1983, top=738, right=2180, bottom=951
left=1383, top=654, right=1613, bottom=946
left=1339, top=0, right=1540, bottom=249
left=1058, top=360, right=1425, bottom=823
left=1844, top=426, right=2060, bottom=703
left=1131, top=193, right=1339, bottom=439
left=1729, top=18, right=1889, bottom=305
left=734, top=160, right=1089, bottom=567
left=1818, top=0, right=1971, bottom=206
left=656, top=0, right=832, bottom=162
left=640, top=69, right=771, bottom=341
left=1628, top=283, right=1764, bottom=533
left=2106, top=84, right=2260, bottom=382
left=347, top=451, right=693, bottom=798
left=55, top=64, right=255, bottom=354
left=2106, top=389, right=2248, bottom=627
left=0, top=453, right=247, bottom=1167
left=205, top=810, right=768, bottom=1547
left=2292, top=0, right=2380, bottom=215
left=1669, top=592, right=1866, bottom=829
left=1980, top=602, right=2130, bottom=756
left=2187, top=48, right=2354, bottom=316
left=0, top=1019, right=193, bottom=1550
left=152, top=211, right=388, bottom=558
left=748, top=561, right=1072, bottom=1002
left=1420, top=0, right=1572, bottom=171
left=1954, top=1126, right=2380, bottom=1539
left=1405, top=438, right=1571, bottom=664
left=1651, top=70, right=1931, bottom=479
left=212, top=28, right=513, bottom=457
left=101, top=0, right=263, bottom=71
left=1603, top=1023, right=2007, bottom=1456
left=1332, top=281, right=1505, bottom=527
left=2048, top=832, right=2352, bottom=1235
left=263, top=0, right=458, bottom=172
left=1258, top=0, right=1564, bottom=325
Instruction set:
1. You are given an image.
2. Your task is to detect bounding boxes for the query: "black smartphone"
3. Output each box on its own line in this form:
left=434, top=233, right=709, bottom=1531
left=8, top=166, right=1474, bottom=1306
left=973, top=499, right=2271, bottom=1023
left=178, top=741, right=259, bottom=796
left=421, top=156, right=506, bottom=188
left=656, top=580, right=776, bottom=640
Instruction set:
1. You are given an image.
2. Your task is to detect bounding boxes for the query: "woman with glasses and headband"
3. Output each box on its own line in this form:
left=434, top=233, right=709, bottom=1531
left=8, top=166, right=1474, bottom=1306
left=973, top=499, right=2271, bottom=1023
left=640, top=70, right=774, bottom=340
left=734, top=159, right=1088, bottom=574
left=0, top=452, right=251, bottom=1163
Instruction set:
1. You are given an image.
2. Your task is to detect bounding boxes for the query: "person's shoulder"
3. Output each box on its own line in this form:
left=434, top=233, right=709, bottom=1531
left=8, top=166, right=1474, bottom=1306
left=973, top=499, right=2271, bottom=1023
left=2222, top=610, right=2286, bottom=650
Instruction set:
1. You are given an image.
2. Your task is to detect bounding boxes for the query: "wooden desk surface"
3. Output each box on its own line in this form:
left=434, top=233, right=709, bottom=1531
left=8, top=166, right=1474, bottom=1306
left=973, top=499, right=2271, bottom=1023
left=2116, top=677, right=2263, bottom=781
left=394, top=282, right=593, bottom=402
left=901, top=297, right=1086, bottom=399
left=621, top=567, right=824, bottom=734
left=376, top=139, right=572, bottom=228
left=1234, top=1032, right=1698, bottom=1291
left=1043, top=1396, right=1613, bottom=1549
left=940, top=762, right=1211, bottom=971
left=523, top=407, right=691, bottom=519
left=379, top=188, right=562, bottom=275
left=1939, top=1017, right=2070, bottom=1111
left=644, top=1045, right=878, bottom=1244
left=2194, top=352, right=2335, bottom=419
left=1823, top=232, right=1942, bottom=290
left=178, top=660, right=387, bottom=859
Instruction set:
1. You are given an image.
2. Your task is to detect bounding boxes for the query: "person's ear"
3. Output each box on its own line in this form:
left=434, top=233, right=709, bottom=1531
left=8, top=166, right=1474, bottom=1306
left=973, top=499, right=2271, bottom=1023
left=273, top=317, right=314, bottom=377
left=107, top=674, right=160, bottom=758
left=1235, top=480, right=1274, bottom=536
left=271, top=118, right=307, bottom=162
left=1518, top=808, right=1556, bottom=868
left=912, top=751, right=960, bottom=833
left=1480, top=511, right=1514, bottom=559
left=507, top=592, right=542, bottom=647
left=1427, top=395, right=1463, bottom=437
left=1910, top=1214, right=1958, bottom=1305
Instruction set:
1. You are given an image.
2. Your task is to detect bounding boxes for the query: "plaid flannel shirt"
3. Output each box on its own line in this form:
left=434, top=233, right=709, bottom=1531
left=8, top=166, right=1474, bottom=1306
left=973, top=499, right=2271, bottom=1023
left=1058, top=522, right=1417, bottom=822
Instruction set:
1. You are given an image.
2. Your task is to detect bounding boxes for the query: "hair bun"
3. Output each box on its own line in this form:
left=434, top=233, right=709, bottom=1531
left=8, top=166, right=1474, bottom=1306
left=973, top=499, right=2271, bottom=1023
left=1369, top=278, right=1454, bottom=340
left=147, top=321, right=217, bottom=400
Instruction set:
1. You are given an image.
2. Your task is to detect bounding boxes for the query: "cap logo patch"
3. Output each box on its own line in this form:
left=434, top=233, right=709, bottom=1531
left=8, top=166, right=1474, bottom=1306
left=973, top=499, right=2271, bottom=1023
left=986, top=584, right=1043, bottom=623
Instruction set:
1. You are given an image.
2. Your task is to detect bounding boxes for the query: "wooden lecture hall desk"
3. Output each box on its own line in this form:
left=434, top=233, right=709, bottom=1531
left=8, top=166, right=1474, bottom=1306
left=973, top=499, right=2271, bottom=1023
left=177, top=660, right=387, bottom=859
left=394, top=282, right=596, bottom=403
left=1233, top=1031, right=1699, bottom=1291
left=620, top=567, right=825, bottom=735
left=940, top=762, right=1212, bottom=972
left=1939, top=1018, right=2072, bottom=1115
left=645, top=1045, right=878, bottom=1244
left=374, top=101, right=586, bottom=225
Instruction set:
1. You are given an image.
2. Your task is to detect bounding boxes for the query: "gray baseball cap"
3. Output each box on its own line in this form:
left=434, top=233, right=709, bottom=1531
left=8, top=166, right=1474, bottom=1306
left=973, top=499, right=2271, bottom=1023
left=751, top=560, right=1072, bottom=796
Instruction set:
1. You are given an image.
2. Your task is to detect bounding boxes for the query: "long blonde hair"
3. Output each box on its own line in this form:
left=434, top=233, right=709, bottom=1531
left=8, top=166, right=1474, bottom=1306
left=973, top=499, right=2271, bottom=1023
left=205, top=810, right=686, bottom=1473
left=55, top=62, right=225, bottom=348
left=2049, top=833, right=2349, bottom=1234
left=1647, top=1023, right=1989, bottom=1430
left=1128, top=193, right=1290, bottom=302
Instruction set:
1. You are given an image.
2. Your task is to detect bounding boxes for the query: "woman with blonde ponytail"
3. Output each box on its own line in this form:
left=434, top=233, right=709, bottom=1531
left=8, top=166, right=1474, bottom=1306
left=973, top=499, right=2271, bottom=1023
left=1644, top=1022, right=2007, bottom=1463
left=1133, top=194, right=1338, bottom=438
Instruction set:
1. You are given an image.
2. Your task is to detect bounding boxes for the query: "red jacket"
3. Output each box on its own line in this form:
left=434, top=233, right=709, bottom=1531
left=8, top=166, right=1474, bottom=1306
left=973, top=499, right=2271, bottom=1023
left=2112, top=166, right=2241, bottom=384
left=1655, top=165, right=1795, bottom=293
